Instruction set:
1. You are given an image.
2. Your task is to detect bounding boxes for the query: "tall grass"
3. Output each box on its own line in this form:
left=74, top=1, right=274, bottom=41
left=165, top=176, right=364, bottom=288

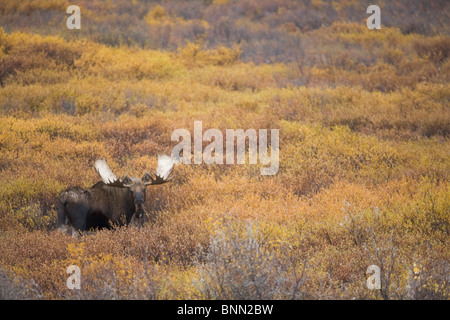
left=0, top=0, right=449, bottom=299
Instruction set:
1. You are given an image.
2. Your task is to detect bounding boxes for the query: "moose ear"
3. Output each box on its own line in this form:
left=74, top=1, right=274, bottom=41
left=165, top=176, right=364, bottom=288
left=141, top=172, right=152, bottom=184
left=122, top=176, right=133, bottom=187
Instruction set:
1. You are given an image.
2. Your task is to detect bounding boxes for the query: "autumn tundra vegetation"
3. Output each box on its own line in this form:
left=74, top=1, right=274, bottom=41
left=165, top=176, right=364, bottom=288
left=0, top=0, right=449, bottom=299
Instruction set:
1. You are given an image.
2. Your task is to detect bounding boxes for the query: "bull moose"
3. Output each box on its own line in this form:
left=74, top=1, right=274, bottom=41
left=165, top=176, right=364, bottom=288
left=56, top=155, right=174, bottom=236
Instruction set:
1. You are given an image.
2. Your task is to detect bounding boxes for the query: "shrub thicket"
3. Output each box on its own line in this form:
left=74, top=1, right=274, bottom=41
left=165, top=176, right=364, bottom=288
left=0, top=0, right=449, bottom=299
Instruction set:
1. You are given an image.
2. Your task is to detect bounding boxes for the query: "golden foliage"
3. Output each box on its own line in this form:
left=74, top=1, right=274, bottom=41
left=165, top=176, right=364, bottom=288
left=0, top=1, right=449, bottom=300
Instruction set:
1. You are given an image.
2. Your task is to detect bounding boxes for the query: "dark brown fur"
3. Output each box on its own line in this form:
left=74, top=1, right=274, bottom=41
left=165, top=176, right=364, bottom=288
left=56, top=179, right=146, bottom=234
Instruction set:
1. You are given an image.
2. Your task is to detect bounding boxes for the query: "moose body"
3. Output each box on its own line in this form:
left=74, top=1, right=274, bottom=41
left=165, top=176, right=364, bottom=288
left=56, top=155, right=174, bottom=235
left=56, top=182, right=139, bottom=232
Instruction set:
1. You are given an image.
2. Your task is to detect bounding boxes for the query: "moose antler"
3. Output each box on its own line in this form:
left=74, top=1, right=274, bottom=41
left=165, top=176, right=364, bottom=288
left=94, top=158, right=132, bottom=188
left=143, top=155, right=174, bottom=186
